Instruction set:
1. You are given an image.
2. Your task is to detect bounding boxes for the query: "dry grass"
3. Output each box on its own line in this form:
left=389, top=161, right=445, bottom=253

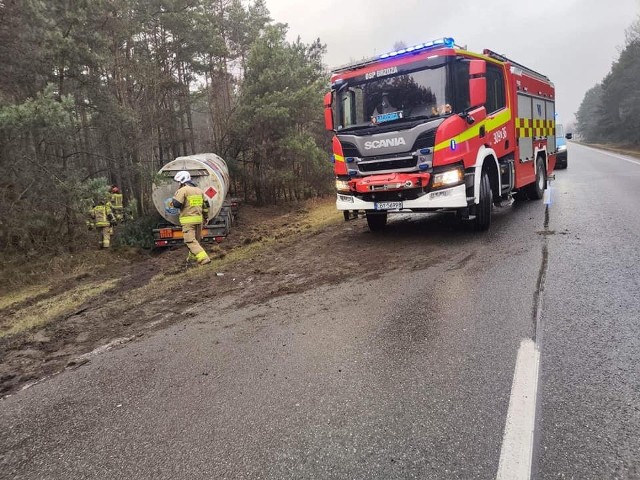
left=192, top=199, right=341, bottom=271
left=0, top=285, right=51, bottom=311
left=0, top=279, right=119, bottom=338
left=0, top=198, right=343, bottom=335
left=579, top=142, right=640, bottom=159
left=1, top=250, right=110, bottom=292
left=302, top=200, right=344, bottom=229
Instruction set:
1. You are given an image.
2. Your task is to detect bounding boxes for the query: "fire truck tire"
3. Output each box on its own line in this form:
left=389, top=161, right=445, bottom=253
left=366, top=212, right=387, bottom=232
left=556, top=157, right=568, bottom=169
left=474, top=170, right=492, bottom=231
left=526, top=157, right=545, bottom=200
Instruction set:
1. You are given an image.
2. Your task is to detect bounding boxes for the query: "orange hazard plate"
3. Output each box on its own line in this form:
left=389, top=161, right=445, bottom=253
left=159, top=228, right=182, bottom=239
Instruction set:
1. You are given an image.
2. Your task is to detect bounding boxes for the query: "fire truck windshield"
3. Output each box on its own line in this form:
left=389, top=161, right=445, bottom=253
left=335, top=63, right=461, bottom=131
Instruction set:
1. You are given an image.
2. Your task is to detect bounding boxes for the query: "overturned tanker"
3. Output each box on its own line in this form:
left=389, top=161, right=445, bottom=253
left=151, top=153, right=238, bottom=248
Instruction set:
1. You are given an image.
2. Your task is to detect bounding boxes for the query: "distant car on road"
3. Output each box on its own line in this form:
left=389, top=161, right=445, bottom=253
left=556, top=124, right=570, bottom=169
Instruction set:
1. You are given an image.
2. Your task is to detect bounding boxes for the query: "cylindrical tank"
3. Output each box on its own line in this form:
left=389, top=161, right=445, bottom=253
left=152, top=153, right=230, bottom=226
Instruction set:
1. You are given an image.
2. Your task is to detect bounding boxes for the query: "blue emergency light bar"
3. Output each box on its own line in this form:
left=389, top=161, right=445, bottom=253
left=332, top=37, right=457, bottom=74
left=379, top=37, right=455, bottom=59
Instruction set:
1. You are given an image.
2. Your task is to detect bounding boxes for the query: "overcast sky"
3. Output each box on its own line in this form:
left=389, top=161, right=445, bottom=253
left=265, top=0, right=640, bottom=126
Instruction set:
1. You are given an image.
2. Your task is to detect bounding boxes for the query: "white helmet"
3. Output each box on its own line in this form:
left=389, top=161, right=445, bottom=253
left=173, top=170, right=191, bottom=183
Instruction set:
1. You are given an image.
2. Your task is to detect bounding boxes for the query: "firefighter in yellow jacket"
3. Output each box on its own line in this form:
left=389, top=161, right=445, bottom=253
left=171, top=171, right=211, bottom=266
left=110, top=185, right=124, bottom=223
left=88, top=198, right=116, bottom=248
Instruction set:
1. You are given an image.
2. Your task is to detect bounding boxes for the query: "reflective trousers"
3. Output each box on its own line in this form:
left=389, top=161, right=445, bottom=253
left=182, top=224, right=210, bottom=263
left=99, top=226, right=113, bottom=248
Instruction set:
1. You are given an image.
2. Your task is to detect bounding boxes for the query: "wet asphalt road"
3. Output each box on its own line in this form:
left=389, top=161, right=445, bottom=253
left=1, top=143, right=639, bottom=479
left=537, top=145, right=640, bottom=479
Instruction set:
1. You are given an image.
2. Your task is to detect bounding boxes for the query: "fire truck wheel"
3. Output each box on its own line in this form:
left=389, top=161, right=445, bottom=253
left=526, top=157, right=546, bottom=200
left=474, top=170, right=492, bottom=231
left=366, top=212, right=387, bottom=232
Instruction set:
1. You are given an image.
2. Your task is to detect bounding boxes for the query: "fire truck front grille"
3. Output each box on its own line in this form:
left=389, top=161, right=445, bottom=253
left=340, top=142, right=359, bottom=158
left=412, top=130, right=437, bottom=150
left=359, top=157, right=417, bottom=172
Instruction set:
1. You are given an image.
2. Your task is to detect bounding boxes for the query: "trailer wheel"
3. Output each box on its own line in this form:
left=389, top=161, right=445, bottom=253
left=366, top=212, right=387, bottom=232
left=343, top=211, right=350, bottom=221
left=473, top=170, right=492, bottom=231
left=526, top=157, right=545, bottom=200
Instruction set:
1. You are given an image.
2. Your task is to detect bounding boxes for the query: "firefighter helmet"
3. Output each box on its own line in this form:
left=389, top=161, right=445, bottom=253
left=174, top=171, right=191, bottom=183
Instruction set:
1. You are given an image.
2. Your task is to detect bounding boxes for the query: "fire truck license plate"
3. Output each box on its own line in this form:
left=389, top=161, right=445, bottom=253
left=375, top=201, right=402, bottom=211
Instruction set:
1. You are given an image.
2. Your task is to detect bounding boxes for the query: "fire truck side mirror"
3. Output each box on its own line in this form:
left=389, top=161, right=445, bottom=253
left=324, top=92, right=334, bottom=131
left=469, top=59, right=487, bottom=108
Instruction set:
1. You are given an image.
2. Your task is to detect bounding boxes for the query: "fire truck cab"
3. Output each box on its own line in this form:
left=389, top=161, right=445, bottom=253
left=324, top=37, right=557, bottom=231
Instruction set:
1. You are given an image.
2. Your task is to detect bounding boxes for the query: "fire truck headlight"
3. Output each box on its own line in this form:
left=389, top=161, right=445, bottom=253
left=432, top=166, right=464, bottom=189
left=335, top=179, right=351, bottom=192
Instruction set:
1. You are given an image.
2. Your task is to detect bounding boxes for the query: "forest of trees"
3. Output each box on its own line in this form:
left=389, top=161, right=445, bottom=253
left=0, top=0, right=333, bottom=255
left=576, top=17, right=640, bottom=145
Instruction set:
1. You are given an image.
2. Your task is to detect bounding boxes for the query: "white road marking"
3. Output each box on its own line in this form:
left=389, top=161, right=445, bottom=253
left=579, top=145, right=640, bottom=166
left=496, top=338, right=541, bottom=480
left=495, top=142, right=637, bottom=479
left=543, top=184, right=552, bottom=205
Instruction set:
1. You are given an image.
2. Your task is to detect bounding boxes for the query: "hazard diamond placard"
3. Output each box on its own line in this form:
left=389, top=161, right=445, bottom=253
left=204, top=187, right=217, bottom=199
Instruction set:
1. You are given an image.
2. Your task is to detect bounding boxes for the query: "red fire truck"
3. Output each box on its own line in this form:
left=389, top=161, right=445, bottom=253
left=324, top=37, right=557, bottom=231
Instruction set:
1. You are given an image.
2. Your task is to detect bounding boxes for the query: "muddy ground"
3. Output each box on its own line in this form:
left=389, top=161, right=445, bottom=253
left=0, top=198, right=470, bottom=397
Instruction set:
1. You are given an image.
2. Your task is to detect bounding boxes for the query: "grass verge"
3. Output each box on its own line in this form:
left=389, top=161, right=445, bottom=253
left=112, top=200, right=343, bottom=305
left=0, top=198, right=343, bottom=336
left=0, top=285, right=51, bottom=311
left=0, top=279, right=119, bottom=338
left=579, top=142, right=640, bottom=159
